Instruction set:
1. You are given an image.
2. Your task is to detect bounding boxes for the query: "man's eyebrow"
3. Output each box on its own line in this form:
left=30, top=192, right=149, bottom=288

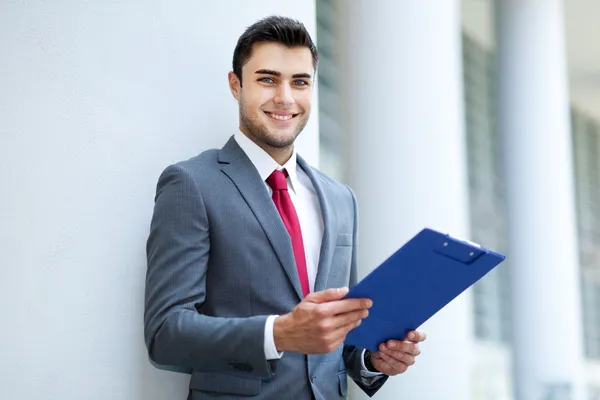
left=292, top=73, right=312, bottom=79
left=254, top=69, right=313, bottom=80
left=255, top=69, right=281, bottom=76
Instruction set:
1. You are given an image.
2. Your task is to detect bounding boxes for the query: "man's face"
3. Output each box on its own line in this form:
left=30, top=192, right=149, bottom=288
left=229, top=42, right=314, bottom=149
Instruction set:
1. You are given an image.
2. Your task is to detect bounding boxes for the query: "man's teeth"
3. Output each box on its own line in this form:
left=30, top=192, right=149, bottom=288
left=267, top=112, right=293, bottom=121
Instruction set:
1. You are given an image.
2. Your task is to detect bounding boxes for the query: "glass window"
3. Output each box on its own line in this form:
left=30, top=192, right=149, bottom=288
left=589, top=385, right=600, bottom=400
left=463, top=33, right=512, bottom=344
left=572, top=108, right=600, bottom=360
left=316, top=0, right=343, bottom=181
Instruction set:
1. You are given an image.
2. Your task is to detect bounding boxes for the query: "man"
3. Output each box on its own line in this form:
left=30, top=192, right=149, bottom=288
left=144, top=15, right=426, bottom=399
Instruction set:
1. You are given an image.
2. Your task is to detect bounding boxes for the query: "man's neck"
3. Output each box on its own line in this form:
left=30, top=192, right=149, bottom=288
left=240, top=130, right=294, bottom=166
left=268, top=147, right=294, bottom=166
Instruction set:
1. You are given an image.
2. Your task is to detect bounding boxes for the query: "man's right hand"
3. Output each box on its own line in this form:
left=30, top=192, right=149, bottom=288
left=273, top=287, right=372, bottom=354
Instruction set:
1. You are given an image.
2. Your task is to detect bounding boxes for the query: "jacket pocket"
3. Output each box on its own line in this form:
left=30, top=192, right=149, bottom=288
left=338, top=371, right=348, bottom=396
left=336, top=233, right=352, bottom=247
left=190, top=371, right=261, bottom=396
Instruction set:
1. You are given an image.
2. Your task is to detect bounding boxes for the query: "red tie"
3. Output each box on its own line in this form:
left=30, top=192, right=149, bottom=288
left=266, top=169, right=310, bottom=297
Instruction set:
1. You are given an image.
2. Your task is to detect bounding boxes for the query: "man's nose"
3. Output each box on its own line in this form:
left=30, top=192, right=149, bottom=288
left=274, top=83, right=294, bottom=106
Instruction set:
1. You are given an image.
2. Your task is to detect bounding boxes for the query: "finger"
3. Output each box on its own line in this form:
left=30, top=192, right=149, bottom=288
left=328, top=308, right=369, bottom=330
left=305, top=287, right=349, bottom=303
left=319, top=297, right=372, bottom=316
left=370, top=353, right=394, bottom=375
left=379, top=347, right=416, bottom=366
left=384, top=341, right=421, bottom=356
left=404, top=330, right=427, bottom=342
left=372, top=359, right=394, bottom=375
left=314, top=319, right=362, bottom=353
left=326, top=318, right=364, bottom=343
left=379, top=351, right=409, bottom=373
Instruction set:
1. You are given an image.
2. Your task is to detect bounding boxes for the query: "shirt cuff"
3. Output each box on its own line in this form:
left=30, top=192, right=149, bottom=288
left=360, top=349, right=384, bottom=377
left=264, top=315, right=284, bottom=360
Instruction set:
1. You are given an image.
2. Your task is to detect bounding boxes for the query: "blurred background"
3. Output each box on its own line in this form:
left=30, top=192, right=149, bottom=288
left=1, top=0, right=599, bottom=399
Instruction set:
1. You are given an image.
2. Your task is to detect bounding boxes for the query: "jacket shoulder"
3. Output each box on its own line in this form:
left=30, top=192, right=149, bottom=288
left=172, top=148, right=220, bottom=172
left=305, top=165, right=356, bottom=203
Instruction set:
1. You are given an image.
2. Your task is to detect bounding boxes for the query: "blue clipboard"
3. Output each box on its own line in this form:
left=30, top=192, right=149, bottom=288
left=344, top=228, right=506, bottom=351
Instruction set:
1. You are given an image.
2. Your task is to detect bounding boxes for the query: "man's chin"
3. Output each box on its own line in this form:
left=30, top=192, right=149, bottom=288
left=264, top=136, right=297, bottom=149
left=262, top=129, right=299, bottom=148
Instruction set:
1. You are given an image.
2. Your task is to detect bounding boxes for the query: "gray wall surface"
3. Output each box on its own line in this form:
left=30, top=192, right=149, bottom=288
left=0, top=2, right=319, bottom=399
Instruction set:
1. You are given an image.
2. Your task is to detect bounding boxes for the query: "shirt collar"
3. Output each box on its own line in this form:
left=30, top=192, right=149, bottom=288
left=234, top=130, right=299, bottom=193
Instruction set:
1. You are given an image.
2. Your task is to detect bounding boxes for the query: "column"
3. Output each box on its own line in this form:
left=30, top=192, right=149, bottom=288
left=496, top=1, right=587, bottom=399
left=338, top=1, right=473, bottom=399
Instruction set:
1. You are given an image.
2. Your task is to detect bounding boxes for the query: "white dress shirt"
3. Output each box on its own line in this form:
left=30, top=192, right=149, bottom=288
left=234, top=131, right=381, bottom=377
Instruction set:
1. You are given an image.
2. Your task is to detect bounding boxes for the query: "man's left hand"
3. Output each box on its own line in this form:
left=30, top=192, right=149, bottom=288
left=370, top=331, right=426, bottom=376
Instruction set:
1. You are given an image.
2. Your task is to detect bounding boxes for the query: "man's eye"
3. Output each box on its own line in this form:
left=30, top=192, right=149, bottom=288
left=294, top=80, right=309, bottom=86
left=258, top=77, right=275, bottom=83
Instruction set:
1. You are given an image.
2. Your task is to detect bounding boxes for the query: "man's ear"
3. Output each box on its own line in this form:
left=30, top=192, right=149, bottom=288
left=228, top=72, right=241, bottom=101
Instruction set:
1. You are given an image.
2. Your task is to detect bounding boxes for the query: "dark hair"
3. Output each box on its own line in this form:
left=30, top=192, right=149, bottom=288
left=232, top=15, right=319, bottom=85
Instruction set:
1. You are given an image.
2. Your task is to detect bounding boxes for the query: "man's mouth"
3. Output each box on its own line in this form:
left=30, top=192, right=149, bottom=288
left=264, top=111, right=299, bottom=121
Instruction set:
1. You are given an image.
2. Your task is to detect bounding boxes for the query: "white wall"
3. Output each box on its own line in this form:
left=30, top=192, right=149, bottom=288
left=0, top=2, right=318, bottom=399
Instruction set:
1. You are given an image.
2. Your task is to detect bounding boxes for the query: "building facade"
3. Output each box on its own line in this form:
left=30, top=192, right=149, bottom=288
left=317, top=1, right=600, bottom=399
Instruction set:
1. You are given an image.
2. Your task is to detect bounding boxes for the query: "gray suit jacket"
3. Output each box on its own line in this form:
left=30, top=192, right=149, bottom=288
left=144, top=136, right=388, bottom=399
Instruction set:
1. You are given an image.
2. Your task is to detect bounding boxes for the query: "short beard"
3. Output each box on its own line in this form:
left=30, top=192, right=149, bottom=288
left=239, top=100, right=308, bottom=149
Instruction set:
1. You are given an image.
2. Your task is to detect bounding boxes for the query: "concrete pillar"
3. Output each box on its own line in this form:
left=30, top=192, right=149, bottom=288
left=496, top=0, right=587, bottom=399
left=338, top=1, right=473, bottom=399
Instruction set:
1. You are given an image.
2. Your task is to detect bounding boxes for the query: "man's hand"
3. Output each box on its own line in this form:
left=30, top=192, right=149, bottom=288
left=273, top=287, right=372, bottom=354
left=370, top=331, right=426, bottom=376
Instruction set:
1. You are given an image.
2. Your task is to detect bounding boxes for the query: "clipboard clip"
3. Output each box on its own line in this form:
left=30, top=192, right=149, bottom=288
left=434, top=234, right=485, bottom=264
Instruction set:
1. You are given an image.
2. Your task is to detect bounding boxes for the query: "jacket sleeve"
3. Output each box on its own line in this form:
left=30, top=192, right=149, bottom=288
left=143, top=164, right=275, bottom=379
left=342, top=185, right=389, bottom=396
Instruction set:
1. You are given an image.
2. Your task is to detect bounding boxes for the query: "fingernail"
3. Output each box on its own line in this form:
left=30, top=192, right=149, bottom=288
left=367, top=300, right=373, bottom=308
left=388, top=342, right=395, bottom=349
left=380, top=344, right=386, bottom=351
left=408, top=332, right=415, bottom=340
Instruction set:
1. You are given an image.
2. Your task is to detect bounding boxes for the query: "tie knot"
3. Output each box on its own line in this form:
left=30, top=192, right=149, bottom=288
left=266, top=169, right=288, bottom=191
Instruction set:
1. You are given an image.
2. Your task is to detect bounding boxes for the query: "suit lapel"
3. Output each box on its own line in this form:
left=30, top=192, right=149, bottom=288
left=297, top=156, right=336, bottom=293
left=218, top=137, right=304, bottom=300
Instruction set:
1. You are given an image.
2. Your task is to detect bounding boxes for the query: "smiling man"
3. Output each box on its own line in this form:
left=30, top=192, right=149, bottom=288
left=144, top=15, right=426, bottom=400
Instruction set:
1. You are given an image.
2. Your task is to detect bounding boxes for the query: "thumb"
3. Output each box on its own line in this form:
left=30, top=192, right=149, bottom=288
left=305, top=287, right=349, bottom=303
